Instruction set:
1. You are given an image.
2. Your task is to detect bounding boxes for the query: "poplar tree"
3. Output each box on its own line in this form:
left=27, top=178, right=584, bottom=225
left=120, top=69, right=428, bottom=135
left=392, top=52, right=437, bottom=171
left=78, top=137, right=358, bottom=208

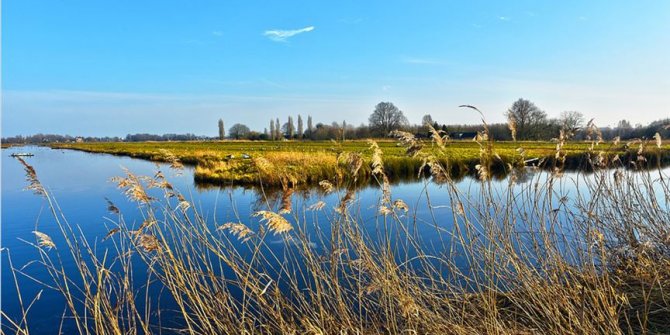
left=218, top=119, right=225, bottom=140
left=307, top=115, right=313, bottom=139
left=342, top=120, right=347, bottom=141
left=297, top=115, right=304, bottom=139
left=270, top=119, right=275, bottom=141
left=287, top=116, right=295, bottom=138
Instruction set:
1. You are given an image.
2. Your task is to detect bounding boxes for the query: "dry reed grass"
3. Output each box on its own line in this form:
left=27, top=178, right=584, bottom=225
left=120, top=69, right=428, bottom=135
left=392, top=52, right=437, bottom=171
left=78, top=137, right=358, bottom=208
left=5, top=119, right=670, bottom=335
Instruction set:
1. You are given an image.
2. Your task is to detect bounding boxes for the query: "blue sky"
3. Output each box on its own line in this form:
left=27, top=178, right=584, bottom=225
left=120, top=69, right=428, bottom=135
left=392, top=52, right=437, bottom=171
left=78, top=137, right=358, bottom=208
left=3, top=0, right=669, bottom=137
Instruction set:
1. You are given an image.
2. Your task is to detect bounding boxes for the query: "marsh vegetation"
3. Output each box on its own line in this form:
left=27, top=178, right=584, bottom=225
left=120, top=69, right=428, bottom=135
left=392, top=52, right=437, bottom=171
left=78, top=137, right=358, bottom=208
left=3, top=124, right=670, bottom=334
left=50, top=137, right=670, bottom=188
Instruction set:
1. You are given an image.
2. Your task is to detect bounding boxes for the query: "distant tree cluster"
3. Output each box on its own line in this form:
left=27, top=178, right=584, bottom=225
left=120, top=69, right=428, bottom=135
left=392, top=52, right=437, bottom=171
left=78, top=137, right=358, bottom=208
left=238, top=102, right=409, bottom=141
left=599, top=118, right=670, bottom=141
left=228, top=124, right=251, bottom=140
left=1, top=133, right=212, bottom=144
left=124, top=133, right=206, bottom=142
left=2, top=134, right=123, bottom=144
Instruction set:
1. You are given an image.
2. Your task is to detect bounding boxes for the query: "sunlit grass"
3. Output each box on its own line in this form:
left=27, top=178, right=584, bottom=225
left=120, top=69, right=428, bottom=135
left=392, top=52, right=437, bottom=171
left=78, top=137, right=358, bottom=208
left=50, top=140, right=670, bottom=187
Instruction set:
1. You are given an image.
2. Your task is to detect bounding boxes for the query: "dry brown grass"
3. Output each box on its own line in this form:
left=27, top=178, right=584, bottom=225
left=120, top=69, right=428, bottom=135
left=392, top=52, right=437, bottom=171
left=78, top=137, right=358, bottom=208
left=194, top=151, right=342, bottom=188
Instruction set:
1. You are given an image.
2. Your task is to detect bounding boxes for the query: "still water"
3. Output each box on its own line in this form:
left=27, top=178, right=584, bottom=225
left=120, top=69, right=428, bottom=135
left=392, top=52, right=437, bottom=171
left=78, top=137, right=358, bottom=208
left=1, top=146, right=666, bottom=333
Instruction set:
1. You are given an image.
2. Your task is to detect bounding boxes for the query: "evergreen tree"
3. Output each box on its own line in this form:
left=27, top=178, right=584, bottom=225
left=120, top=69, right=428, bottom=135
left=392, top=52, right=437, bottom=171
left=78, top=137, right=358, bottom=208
left=276, top=118, right=280, bottom=140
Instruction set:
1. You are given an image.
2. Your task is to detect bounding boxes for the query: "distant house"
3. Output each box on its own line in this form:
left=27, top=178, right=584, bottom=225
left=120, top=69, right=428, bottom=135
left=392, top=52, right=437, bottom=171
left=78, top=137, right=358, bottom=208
left=75, top=137, right=84, bottom=143
left=449, top=132, right=478, bottom=140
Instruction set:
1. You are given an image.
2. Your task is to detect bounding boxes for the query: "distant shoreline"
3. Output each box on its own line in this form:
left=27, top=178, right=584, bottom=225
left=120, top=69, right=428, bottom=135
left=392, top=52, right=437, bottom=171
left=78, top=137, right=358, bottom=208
left=47, top=140, right=670, bottom=187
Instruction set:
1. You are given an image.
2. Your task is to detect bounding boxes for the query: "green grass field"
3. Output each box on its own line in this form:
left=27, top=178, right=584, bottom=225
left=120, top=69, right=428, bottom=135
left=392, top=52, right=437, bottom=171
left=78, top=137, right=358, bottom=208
left=49, top=139, right=670, bottom=186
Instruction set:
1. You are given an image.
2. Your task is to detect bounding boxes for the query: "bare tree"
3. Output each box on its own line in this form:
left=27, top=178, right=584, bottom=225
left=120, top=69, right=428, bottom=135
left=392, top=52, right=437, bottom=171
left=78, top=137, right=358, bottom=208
left=504, top=98, right=548, bottom=140
left=276, top=118, right=280, bottom=140
left=419, top=114, right=434, bottom=137
left=421, top=114, right=434, bottom=126
left=368, top=102, right=408, bottom=136
left=218, top=119, right=225, bottom=140
left=559, top=111, right=584, bottom=137
left=229, top=123, right=250, bottom=139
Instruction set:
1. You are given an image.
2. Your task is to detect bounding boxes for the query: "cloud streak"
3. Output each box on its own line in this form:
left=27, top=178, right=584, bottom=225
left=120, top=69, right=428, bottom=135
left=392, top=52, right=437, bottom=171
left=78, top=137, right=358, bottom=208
left=264, top=26, right=314, bottom=42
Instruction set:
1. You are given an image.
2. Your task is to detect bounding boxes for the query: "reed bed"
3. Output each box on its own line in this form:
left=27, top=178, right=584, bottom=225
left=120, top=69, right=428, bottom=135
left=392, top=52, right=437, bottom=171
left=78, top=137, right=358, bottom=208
left=4, top=127, right=670, bottom=334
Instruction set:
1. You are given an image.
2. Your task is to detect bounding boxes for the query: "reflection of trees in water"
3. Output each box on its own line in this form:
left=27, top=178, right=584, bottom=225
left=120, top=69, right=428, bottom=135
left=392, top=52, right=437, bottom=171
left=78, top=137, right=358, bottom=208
left=512, top=167, right=538, bottom=184
left=194, top=152, right=670, bottom=205
left=193, top=181, right=364, bottom=215
left=194, top=183, right=333, bottom=213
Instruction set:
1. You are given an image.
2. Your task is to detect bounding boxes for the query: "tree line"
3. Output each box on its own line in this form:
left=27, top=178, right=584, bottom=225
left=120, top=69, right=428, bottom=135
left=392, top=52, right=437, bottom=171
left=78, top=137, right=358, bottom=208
left=217, top=99, right=669, bottom=141
left=3, top=99, right=667, bottom=144
left=1, top=133, right=208, bottom=144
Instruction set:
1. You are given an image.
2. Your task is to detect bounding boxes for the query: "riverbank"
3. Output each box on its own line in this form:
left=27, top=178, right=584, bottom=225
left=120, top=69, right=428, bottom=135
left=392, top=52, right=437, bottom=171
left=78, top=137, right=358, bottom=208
left=49, top=139, right=670, bottom=187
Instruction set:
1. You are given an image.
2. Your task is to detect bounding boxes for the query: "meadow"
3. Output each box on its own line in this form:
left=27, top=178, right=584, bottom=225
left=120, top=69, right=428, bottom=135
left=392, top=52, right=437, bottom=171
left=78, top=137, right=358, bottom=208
left=50, top=138, right=670, bottom=188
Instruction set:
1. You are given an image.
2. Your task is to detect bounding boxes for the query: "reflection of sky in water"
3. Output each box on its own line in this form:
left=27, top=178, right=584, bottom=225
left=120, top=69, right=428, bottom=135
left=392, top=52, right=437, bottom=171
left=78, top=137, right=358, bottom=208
left=2, top=146, right=668, bottom=333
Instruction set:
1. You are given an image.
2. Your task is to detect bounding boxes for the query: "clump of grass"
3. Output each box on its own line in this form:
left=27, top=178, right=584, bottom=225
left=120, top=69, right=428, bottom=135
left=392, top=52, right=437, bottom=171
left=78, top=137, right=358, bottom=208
left=195, top=151, right=343, bottom=188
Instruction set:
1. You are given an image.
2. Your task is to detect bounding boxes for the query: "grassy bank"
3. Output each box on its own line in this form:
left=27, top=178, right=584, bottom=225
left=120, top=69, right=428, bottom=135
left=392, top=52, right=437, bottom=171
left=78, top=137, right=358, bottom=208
left=49, top=139, right=670, bottom=187
left=1, top=143, right=21, bottom=149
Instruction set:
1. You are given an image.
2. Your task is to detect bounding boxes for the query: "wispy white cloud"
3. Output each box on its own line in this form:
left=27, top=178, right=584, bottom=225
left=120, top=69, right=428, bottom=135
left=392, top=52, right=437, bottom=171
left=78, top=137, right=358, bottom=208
left=212, top=31, right=223, bottom=37
left=264, top=26, right=315, bottom=42
left=498, top=16, right=511, bottom=21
